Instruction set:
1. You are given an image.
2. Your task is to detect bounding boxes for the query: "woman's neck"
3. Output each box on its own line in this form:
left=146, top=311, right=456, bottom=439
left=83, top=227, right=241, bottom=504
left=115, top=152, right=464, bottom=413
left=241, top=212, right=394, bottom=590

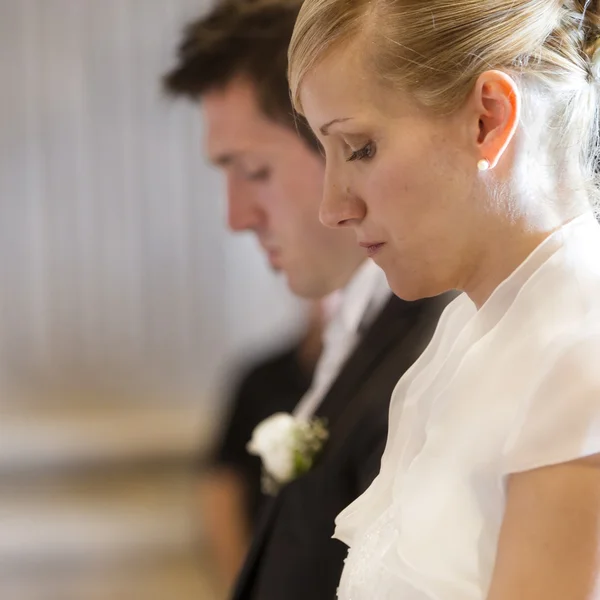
left=461, top=209, right=585, bottom=309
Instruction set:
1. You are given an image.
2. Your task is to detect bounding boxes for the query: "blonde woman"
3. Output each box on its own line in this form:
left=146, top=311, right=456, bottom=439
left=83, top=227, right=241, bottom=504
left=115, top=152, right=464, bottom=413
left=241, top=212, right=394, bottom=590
left=288, top=1, right=600, bottom=599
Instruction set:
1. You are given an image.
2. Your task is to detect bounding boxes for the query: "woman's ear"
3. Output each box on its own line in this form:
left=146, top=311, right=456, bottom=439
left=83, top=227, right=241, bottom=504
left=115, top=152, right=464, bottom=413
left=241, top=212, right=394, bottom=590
left=470, top=70, right=520, bottom=170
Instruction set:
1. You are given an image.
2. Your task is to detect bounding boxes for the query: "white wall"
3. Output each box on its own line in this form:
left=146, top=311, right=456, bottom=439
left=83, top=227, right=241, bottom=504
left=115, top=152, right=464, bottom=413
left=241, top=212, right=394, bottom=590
left=0, top=0, right=303, bottom=405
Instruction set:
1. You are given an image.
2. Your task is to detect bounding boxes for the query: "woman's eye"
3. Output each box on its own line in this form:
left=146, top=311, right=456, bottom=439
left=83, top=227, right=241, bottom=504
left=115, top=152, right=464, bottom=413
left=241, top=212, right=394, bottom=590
left=245, top=167, right=271, bottom=182
left=347, top=142, right=376, bottom=162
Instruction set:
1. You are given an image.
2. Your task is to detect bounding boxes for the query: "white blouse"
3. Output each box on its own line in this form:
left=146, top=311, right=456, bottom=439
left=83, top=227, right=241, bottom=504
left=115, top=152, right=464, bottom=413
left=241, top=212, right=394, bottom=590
left=335, top=212, right=600, bottom=600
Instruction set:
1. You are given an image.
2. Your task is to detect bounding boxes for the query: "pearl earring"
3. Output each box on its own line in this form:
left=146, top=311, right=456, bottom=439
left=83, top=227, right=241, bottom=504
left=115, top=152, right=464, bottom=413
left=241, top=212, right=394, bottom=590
left=477, top=159, right=490, bottom=172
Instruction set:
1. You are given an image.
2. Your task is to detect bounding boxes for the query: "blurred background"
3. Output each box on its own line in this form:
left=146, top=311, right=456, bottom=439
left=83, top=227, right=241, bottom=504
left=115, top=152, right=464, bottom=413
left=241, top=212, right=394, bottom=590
left=0, top=1, right=306, bottom=598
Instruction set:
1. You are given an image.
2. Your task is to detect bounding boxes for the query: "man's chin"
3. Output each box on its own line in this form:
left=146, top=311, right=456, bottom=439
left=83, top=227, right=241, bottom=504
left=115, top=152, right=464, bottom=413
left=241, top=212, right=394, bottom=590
left=286, top=274, right=330, bottom=300
left=268, top=257, right=329, bottom=298
left=267, top=262, right=283, bottom=275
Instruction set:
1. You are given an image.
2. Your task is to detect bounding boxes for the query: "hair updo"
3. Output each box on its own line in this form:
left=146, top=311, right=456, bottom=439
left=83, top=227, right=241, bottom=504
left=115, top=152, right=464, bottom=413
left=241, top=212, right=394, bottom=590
left=289, top=0, right=600, bottom=206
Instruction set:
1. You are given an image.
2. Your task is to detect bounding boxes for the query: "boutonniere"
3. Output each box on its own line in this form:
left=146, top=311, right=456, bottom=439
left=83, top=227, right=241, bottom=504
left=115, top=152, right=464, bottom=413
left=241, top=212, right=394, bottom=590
left=247, top=412, right=329, bottom=495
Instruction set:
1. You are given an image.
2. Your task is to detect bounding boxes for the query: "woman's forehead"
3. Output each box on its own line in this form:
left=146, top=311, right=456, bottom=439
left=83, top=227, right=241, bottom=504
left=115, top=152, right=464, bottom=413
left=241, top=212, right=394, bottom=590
left=300, top=55, right=420, bottom=132
left=300, top=53, right=379, bottom=120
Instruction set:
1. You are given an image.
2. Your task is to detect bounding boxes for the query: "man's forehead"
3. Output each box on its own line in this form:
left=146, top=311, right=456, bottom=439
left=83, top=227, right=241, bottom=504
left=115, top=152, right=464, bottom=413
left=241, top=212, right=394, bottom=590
left=201, top=77, right=308, bottom=166
left=202, top=102, right=253, bottom=165
left=204, top=122, right=266, bottom=166
left=202, top=77, right=268, bottom=135
left=204, top=112, right=297, bottom=167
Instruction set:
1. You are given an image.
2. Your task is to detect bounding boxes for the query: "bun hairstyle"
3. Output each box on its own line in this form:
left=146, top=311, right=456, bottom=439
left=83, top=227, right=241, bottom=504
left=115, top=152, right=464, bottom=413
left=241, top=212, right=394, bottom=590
left=576, top=0, right=600, bottom=80
left=289, top=0, right=600, bottom=206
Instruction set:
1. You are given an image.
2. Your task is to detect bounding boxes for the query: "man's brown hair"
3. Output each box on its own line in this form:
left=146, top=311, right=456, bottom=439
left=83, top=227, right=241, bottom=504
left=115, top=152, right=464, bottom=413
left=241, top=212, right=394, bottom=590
left=163, top=0, right=317, bottom=151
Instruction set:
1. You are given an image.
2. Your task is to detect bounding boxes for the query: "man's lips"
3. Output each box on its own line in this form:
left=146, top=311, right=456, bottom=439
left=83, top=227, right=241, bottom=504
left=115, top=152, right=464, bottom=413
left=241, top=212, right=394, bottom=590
left=263, top=246, right=283, bottom=268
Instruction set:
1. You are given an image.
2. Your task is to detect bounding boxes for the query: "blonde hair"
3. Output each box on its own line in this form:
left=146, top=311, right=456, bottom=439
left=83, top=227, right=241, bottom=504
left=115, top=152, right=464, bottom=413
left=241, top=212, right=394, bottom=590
left=288, top=0, right=600, bottom=204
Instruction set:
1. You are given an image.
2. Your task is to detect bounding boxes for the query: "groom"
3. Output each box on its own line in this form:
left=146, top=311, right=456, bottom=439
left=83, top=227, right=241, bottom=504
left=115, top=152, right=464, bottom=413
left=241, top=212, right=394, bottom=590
left=163, top=1, right=450, bottom=598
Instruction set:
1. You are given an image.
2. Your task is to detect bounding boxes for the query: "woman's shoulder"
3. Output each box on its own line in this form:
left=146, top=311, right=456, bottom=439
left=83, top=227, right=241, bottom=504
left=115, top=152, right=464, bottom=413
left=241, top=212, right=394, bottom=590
left=501, top=326, right=600, bottom=475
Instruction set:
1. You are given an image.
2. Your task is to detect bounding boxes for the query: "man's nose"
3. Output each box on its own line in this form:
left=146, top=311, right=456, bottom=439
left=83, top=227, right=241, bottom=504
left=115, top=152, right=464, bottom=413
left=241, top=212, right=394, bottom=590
left=226, top=179, right=263, bottom=232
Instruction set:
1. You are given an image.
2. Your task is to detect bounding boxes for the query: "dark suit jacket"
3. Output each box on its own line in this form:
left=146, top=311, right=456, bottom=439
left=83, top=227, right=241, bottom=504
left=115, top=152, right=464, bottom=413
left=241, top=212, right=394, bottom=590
left=211, top=344, right=312, bottom=526
left=231, top=293, right=451, bottom=600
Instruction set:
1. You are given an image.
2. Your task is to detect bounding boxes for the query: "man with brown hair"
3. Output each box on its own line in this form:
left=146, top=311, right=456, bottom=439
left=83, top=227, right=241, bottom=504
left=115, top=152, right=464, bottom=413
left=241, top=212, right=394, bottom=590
left=163, top=2, right=449, bottom=598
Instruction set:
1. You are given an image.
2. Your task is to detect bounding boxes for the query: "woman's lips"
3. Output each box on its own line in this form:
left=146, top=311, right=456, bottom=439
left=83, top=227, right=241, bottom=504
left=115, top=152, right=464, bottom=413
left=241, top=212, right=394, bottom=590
left=359, top=241, right=385, bottom=257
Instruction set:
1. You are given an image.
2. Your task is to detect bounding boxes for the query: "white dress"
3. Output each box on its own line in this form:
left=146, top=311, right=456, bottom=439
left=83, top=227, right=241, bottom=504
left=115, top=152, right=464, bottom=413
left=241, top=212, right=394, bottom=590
left=335, top=212, right=600, bottom=600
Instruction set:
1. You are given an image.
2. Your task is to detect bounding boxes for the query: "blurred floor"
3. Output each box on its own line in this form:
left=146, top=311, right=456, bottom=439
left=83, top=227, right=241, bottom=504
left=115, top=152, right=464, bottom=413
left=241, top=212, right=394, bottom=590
left=0, top=401, right=224, bottom=600
left=1, top=554, right=218, bottom=600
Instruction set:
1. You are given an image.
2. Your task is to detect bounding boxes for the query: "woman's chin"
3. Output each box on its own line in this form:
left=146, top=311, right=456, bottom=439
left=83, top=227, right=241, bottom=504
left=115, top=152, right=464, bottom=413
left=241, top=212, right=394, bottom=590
left=387, top=275, right=444, bottom=303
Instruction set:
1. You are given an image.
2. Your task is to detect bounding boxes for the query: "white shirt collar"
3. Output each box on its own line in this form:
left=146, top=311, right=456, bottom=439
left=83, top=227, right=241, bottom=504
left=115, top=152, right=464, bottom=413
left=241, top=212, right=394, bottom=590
left=292, top=260, right=392, bottom=421
left=336, top=259, right=392, bottom=336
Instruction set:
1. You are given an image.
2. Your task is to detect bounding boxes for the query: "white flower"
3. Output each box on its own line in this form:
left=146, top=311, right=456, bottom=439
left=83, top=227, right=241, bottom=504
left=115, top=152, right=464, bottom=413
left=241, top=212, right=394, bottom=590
left=247, top=413, right=298, bottom=483
left=247, top=412, right=329, bottom=494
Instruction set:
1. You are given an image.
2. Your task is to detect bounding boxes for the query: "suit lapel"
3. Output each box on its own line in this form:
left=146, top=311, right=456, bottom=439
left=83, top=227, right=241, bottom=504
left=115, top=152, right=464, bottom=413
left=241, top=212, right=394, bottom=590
left=231, top=495, right=279, bottom=600
left=232, top=294, right=446, bottom=600
left=316, top=295, right=423, bottom=427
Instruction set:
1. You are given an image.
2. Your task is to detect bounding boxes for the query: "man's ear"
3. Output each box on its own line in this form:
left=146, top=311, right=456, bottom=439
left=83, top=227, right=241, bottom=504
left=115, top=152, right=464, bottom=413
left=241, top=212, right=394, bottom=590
left=469, top=70, right=520, bottom=169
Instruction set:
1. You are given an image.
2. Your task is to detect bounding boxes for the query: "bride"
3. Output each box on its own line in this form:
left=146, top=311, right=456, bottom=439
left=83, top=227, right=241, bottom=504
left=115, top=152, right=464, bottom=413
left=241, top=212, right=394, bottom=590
left=288, top=1, right=600, bottom=599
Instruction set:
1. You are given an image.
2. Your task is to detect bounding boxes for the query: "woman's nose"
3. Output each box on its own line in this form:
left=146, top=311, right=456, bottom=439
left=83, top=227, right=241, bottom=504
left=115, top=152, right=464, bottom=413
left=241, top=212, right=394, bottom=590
left=319, top=171, right=365, bottom=229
